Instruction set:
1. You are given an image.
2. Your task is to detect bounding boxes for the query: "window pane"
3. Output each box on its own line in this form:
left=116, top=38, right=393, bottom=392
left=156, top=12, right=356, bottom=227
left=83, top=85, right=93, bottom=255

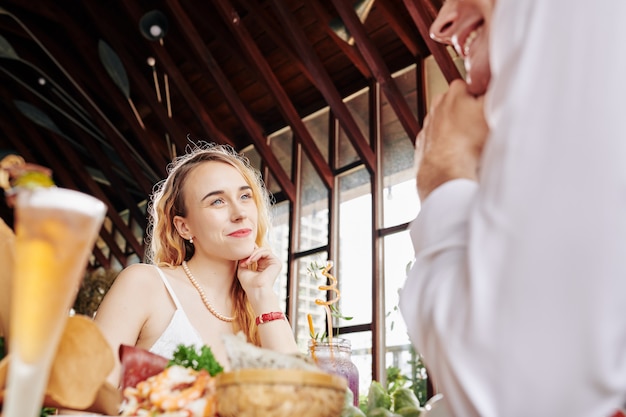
left=298, top=153, right=329, bottom=251
left=338, top=167, right=372, bottom=327
left=269, top=200, right=290, bottom=313
left=394, top=65, right=418, bottom=117
left=303, top=108, right=330, bottom=162
left=241, top=145, right=262, bottom=175
left=341, top=331, right=373, bottom=399
left=383, top=230, right=430, bottom=406
left=294, top=252, right=329, bottom=350
left=383, top=65, right=420, bottom=227
left=338, top=88, right=370, bottom=168
left=383, top=230, right=413, bottom=362
left=383, top=179, right=420, bottom=227
left=268, top=127, right=293, bottom=195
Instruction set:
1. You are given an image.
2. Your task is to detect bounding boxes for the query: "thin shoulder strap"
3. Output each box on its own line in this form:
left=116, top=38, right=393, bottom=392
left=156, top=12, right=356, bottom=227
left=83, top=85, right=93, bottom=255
left=153, top=266, right=183, bottom=310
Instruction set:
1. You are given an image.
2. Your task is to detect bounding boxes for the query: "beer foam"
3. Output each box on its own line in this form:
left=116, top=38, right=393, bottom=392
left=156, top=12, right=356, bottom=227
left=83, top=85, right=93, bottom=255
left=17, top=187, right=106, bottom=218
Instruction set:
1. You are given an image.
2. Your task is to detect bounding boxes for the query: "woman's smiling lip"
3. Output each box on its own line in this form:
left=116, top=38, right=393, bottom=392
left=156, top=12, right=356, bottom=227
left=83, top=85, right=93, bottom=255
left=228, top=228, right=252, bottom=237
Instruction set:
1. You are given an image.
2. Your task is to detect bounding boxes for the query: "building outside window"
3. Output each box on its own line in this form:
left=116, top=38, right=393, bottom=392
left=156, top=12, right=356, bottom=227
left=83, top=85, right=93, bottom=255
left=244, top=64, right=423, bottom=399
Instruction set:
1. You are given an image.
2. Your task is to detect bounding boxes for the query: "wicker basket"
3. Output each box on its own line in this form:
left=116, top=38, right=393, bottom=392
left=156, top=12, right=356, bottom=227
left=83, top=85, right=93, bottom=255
left=215, top=368, right=347, bottom=417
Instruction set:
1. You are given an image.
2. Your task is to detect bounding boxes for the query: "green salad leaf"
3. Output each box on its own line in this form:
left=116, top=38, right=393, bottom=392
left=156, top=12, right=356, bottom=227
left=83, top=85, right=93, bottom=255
left=168, top=344, right=224, bottom=376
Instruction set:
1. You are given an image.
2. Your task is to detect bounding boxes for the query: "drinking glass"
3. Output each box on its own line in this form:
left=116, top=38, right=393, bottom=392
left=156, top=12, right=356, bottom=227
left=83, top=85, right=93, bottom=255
left=308, top=338, right=360, bottom=406
left=3, top=187, right=106, bottom=417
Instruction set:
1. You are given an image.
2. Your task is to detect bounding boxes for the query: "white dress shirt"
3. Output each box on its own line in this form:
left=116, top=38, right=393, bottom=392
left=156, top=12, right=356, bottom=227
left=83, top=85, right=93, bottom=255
left=400, top=1, right=626, bottom=416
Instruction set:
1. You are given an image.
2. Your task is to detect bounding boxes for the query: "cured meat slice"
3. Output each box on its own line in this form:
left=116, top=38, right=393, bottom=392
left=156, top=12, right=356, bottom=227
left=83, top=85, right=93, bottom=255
left=119, top=344, right=169, bottom=389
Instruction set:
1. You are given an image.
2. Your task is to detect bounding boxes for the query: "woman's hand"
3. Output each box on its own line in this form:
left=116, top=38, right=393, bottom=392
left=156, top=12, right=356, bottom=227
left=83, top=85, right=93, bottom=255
left=239, top=247, right=298, bottom=354
left=237, top=246, right=282, bottom=311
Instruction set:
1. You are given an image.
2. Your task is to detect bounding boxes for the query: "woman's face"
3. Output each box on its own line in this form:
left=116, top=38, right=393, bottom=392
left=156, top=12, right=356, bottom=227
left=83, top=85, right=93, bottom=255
left=430, top=0, right=494, bottom=96
left=176, top=161, right=259, bottom=261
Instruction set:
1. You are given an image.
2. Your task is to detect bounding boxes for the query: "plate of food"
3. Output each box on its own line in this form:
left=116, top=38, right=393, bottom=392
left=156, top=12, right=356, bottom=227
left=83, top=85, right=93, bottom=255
left=115, top=333, right=348, bottom=417
left=1, top=320, right=352, bottom=417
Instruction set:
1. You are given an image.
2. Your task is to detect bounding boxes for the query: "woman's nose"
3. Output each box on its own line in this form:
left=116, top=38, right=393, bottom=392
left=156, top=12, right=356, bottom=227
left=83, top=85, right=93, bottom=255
left=430, top=1, right=458, bottom=45
left=231, top=204, right=247, bottom=221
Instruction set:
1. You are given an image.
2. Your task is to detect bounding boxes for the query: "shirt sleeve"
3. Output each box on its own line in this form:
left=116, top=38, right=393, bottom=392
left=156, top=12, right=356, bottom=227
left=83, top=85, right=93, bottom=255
left=400, top=179, right=494, bottom=417
left=400, top=1, right=626, bottom=415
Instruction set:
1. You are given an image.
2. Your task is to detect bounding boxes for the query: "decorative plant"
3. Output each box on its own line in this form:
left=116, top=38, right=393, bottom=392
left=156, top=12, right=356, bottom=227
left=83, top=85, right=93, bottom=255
left=303, top=260, right=431, bottom=414
left=306, top=261, right=353, bottom=342
left=72, top=267, right=119, bottom=317
left=407, top=346, right=429, bottom=406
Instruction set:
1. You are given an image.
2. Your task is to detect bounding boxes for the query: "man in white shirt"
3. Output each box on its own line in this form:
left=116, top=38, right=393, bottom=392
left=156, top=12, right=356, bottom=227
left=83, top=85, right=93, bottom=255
left=399, top=0, right=626, bottom=416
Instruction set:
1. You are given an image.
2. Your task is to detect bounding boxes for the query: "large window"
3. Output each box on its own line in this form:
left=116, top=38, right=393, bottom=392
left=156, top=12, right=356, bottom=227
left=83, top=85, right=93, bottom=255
left=245, top=64, right=421, bottom=398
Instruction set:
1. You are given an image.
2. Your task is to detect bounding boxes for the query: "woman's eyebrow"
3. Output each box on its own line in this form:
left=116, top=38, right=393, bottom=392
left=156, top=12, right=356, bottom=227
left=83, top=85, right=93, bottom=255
left=201, top=185, right=251, bottom=202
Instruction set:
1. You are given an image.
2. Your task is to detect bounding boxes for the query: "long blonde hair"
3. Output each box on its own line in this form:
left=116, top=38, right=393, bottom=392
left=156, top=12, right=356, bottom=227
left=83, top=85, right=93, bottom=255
left=146, top=141, right=271, bottom=345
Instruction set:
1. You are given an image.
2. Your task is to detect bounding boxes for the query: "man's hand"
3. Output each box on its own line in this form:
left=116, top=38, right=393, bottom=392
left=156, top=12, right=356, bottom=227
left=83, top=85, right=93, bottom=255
left=415, top=79, right=488, bottom=200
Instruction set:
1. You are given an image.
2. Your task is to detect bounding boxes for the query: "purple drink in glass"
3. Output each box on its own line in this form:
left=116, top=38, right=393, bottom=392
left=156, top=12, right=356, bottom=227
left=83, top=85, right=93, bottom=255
left=308, top=338, right=359, bottom=406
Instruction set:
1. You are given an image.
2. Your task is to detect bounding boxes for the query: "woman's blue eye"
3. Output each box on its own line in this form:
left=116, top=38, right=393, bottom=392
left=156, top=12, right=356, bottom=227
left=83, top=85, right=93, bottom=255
left=211, top=198, right=225, bottom=206
left=241, top=192, right=253, bottom=200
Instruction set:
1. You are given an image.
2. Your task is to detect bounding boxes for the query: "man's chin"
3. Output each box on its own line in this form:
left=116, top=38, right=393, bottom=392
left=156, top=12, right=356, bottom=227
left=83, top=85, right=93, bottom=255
left=466, top=74, right=490, bottom=96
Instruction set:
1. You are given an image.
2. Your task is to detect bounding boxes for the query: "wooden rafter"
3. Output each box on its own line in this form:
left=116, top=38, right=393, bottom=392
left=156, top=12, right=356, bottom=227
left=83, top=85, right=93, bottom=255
left=307, top=1, right=372, bottom=79
left=402, top=0, right=462, bottom=84
left=165, top=0, right=296, bottom=203
left=120, top=2, right=236, bottom=149
left=377, top=1, right=422, bottom=57
left=0, top=0, right=445, bottom=267
left=80, top=2, right=190, bottom=169
left=214, top=0, right=334, bottom=190
left=0, top=3, right=160, bottom=195
left=48, top=30, right=169, bottom=183
left=235, top=0, right=324, bottom=84
left=0, top=98, right=128, bottom=267
left=269, top=0, right=377, bottom=173
left=331, top=0, right=421, bottom=142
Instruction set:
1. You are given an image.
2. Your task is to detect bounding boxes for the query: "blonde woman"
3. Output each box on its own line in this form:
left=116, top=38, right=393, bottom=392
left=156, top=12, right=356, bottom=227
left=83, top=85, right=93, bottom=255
left=95, top=142, right=298, bottom=386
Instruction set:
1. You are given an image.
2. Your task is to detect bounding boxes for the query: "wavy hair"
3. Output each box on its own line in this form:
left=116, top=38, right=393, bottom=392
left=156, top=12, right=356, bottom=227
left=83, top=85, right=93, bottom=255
left=146, top=141, right=271, bottom=345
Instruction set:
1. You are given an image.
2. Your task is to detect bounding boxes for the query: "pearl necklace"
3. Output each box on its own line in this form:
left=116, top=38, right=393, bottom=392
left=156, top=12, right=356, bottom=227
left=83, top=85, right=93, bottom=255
left=182, top=261, right=234, bottom=322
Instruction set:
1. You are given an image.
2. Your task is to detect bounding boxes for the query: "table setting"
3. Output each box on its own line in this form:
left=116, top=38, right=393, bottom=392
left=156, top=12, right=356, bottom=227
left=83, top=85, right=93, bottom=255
left=0, top=155, right=353, bottom=417
left=0, top=155, right=428, bottom=417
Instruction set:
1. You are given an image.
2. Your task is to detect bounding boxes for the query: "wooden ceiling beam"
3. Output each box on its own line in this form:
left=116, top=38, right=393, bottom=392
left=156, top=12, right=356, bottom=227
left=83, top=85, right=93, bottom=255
left=269, top=0, right=377, bottom=173
left=307, top=1, right=372, bottom=78
left=214, top=0, right=334, bottom=190
left=0, top=102, right=123, bottom=268
left=422, top=0, right=443, bottom=22
left=120, top=2, right=236, bottom=149
left=0, top=5, right=160, bottom=194
left=3, top=88, right=143, bottom=262
left=331, top=0, right=421, bottom=142
left=0, top=99, right=33, bottom=226
left=402, top=0, right=462, bottom=84
left=48, top=2, right=168, bottom=181
left=40, top=128, right=139, bottom=263
left=81, top=2, right=210, bottom=163
left=63, top=122, right=147, bottom=233
left=0, top=104, right=111, bottom=268
left=165, top=0, right=296, bottom=203
left=1, top=72, right=153, bottom=233
left=377, top=1, right=422, bottom=57
left=235, top=0, right=325, bottom=84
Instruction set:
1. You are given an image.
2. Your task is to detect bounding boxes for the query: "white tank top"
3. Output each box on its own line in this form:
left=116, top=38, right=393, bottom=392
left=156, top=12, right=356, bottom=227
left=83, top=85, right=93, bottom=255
left=148, top=266, right=204, bottom=358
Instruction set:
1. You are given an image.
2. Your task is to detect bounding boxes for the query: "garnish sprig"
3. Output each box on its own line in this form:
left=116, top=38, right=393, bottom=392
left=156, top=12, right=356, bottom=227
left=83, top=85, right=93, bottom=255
left=0, top=154, right=55, bottom=206
left=307, top=261, right=353, bottom=343
left=168, top=344, right=224, bottom=377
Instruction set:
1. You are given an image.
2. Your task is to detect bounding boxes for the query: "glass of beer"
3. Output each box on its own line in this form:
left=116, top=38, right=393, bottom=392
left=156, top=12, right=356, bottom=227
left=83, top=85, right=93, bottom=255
left=2, top=187, right=106, bottom=417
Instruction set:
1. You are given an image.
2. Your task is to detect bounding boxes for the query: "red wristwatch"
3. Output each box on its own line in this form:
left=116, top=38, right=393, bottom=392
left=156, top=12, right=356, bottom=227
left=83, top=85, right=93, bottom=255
left=255, top=311, right=286, bottom=325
